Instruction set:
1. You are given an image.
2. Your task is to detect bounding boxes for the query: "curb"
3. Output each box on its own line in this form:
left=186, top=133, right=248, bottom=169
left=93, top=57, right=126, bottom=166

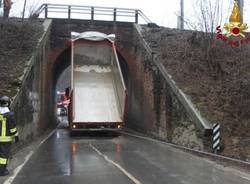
left=122, top=128, right=250, bottom=172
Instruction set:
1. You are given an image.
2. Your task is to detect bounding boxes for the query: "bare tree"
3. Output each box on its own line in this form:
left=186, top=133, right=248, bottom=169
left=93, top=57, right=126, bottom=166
left=180, top=0, right=225, bottom=79
left=194, top=0, right=224, bottom=33
left=22, top=0, right=42, bottom=20
left=27, top=0, right=42, bottom=18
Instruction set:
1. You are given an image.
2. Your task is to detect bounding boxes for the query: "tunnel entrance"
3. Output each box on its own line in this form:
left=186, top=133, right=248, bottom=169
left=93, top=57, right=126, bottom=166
left=52, top=47, right=70, bottom=124
left=51, top=44, right=130, bottom=128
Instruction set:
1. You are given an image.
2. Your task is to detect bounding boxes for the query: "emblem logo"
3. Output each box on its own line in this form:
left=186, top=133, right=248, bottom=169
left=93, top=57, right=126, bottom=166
left=216, top=0, right=249, bottom=46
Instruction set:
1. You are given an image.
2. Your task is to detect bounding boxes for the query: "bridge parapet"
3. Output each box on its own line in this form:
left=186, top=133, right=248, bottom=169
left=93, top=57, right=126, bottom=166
left=34, top=4, right=151, bottom=24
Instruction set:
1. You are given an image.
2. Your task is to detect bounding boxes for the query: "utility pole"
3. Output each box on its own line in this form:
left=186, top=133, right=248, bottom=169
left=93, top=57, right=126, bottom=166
left=22, top=0, right=27, bottom=21
left=238, top=0, right=244, bottom=18
left=177, top=0, right=184, bottom=29
left=180, top=0, right=184, bottom=29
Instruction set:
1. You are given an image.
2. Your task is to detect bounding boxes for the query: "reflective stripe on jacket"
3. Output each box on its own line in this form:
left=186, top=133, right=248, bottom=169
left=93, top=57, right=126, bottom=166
left=0, top=112, right=17, bottom=142
left=0, top=157, right=8, bottom=164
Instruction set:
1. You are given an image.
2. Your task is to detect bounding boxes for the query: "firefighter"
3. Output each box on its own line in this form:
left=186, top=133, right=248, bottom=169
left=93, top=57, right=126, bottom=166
left=0, top=96, right=18, bottom=176
left=3, top=0, right=13, bottom=18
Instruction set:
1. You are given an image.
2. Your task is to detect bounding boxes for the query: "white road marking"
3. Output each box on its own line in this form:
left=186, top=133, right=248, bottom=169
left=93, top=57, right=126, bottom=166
left=241, top=176, right=250, bottom=181
left=3, top=129, right=56, bottom=184
left=90, top=143, right=142, bottom=184
left=3, top=151, right=33, bottom=184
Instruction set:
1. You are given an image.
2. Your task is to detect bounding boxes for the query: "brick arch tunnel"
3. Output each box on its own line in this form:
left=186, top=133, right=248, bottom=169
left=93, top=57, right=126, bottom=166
left=52, top=47, right=70, bottom=94
left=46, top=19, right=166, bottom=137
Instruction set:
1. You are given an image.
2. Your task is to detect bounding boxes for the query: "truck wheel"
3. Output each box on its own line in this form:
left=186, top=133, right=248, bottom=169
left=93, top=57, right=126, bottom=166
left=108, top=131, right=121, bottom=137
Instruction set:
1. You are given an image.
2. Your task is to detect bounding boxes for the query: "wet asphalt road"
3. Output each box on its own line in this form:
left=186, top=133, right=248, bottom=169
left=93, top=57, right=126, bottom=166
left=11, top=122, right=250, bottom=184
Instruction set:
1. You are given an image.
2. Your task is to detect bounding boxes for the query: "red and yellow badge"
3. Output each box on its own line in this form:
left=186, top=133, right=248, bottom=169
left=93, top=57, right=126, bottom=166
left=216, top=0, right=250, bottom=46
left=224, top=0, right=248, bottom=37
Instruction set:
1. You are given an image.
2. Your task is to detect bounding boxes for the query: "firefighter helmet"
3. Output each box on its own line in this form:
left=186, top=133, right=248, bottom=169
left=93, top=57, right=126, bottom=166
left=0, top=96, right=11, bottom=107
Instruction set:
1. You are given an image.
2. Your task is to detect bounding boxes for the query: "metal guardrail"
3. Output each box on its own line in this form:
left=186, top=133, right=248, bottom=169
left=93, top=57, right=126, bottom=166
left=34, top=4, right=152, bottom=24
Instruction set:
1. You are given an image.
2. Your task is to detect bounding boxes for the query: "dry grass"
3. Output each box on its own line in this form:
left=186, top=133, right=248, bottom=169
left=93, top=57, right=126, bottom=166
left=0, top=18, right=43, bottom=97
left=142, top=26, right=250, bottom=161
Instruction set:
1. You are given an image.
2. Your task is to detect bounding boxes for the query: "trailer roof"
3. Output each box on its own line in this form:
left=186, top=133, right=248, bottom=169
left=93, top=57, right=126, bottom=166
left=71, top=31, right=115, bottom=43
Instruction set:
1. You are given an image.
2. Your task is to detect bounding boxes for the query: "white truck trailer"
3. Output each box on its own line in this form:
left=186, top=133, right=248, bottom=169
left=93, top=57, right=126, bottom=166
left=68, top=31, right=127, bottom=132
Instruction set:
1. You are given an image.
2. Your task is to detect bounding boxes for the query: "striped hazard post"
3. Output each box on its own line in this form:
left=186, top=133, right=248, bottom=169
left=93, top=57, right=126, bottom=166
left=213, top=123, right=220, bottom=153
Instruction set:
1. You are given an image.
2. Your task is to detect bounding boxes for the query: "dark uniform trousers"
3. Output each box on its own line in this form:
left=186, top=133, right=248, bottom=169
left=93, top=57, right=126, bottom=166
left=3, top=8, right=10, bottom=18
left=0, top=112, right=17, bottom=173
left=0, top=143, right=11, bottom=172
left=3, top=0, right=12, bottom=18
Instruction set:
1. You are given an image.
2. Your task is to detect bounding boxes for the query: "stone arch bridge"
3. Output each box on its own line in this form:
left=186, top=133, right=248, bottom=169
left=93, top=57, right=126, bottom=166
left=14, top=4, right=212, bottom=151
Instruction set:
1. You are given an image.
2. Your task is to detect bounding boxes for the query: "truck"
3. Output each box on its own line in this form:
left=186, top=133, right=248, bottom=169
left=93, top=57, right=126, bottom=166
left=68, top=31, right=127, bottom=132
left=56, top=91, right=69, bottom=116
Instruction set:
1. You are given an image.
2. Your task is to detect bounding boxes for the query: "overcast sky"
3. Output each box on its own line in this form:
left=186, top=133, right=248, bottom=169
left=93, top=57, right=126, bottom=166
left=9, top=0, right=250, bottom=31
